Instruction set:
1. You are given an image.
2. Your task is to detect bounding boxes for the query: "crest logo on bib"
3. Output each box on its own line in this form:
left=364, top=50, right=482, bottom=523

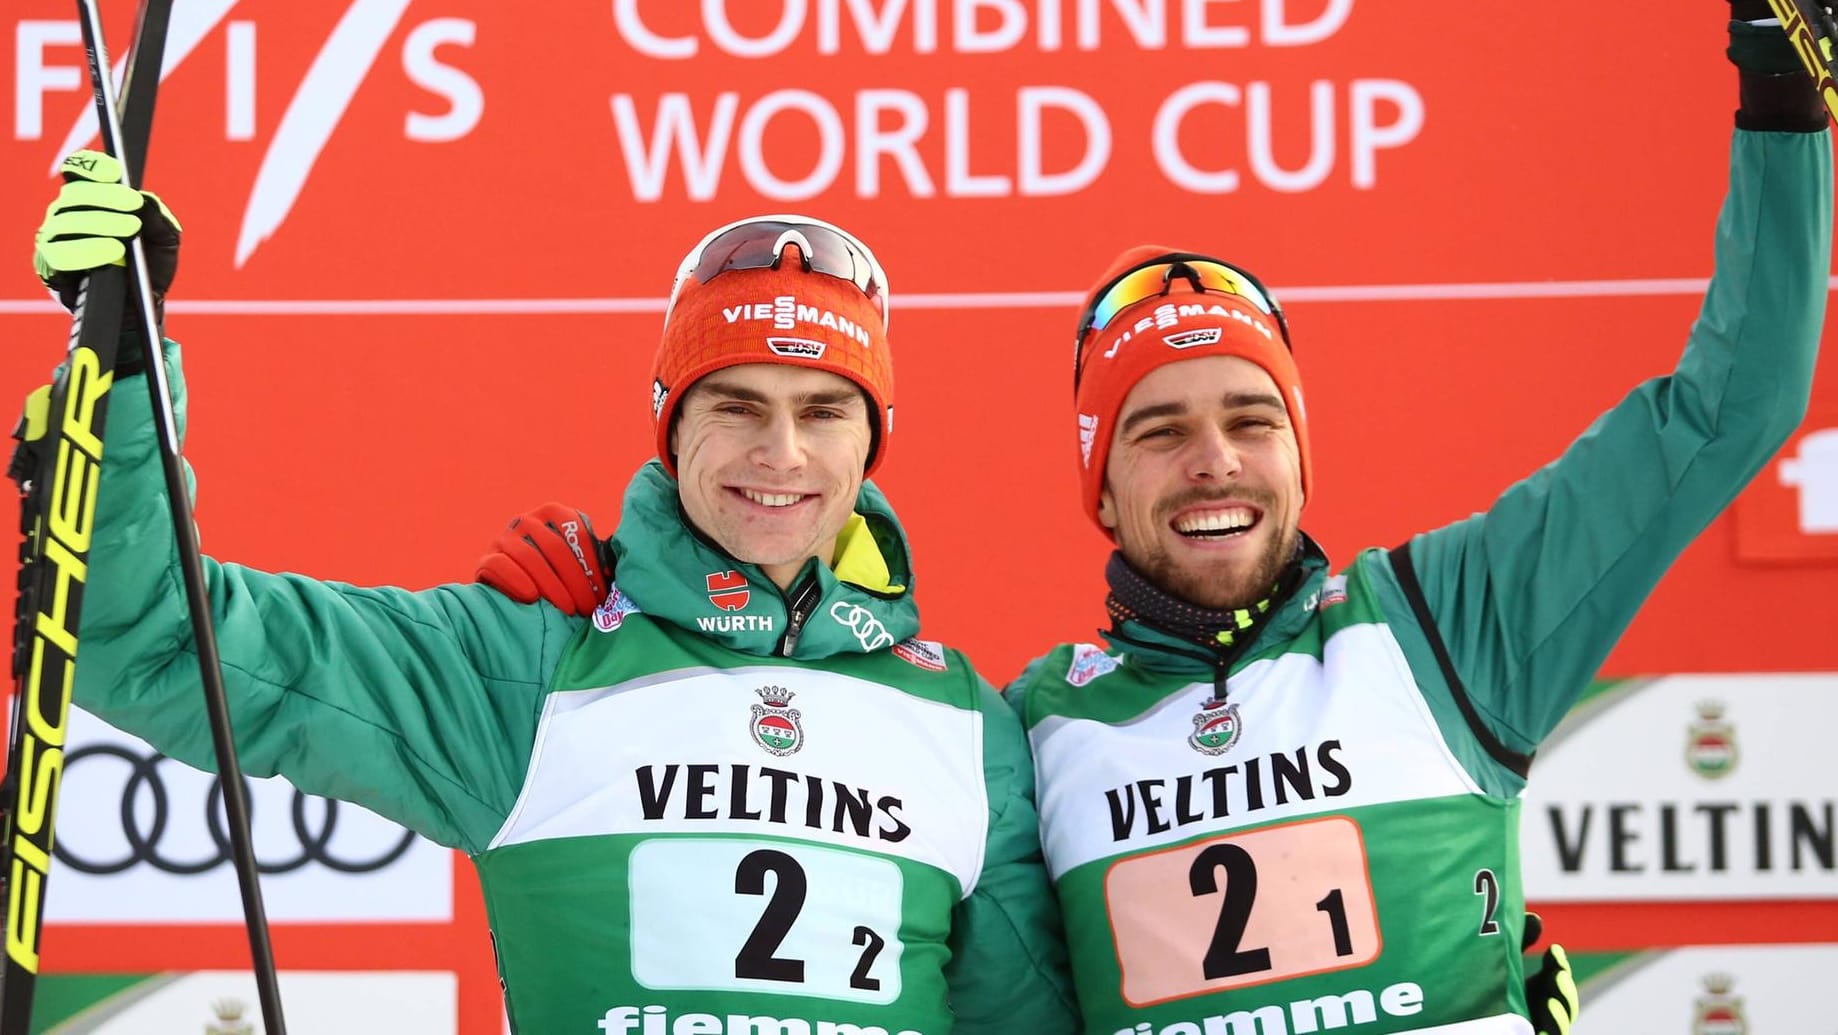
left=750, top=686, right=804, bottom=756
left=1189, top=697, right=1244, bottom=756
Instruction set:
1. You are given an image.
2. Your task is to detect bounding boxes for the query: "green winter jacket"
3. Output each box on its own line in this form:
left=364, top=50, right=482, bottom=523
left=72, top=369, right=1077, bottom=1034
left=1009, top=129, right=1831, bottom=1035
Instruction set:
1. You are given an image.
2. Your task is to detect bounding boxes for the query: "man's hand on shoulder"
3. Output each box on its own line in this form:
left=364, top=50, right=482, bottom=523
left=476, top=503, right=609, bottom=615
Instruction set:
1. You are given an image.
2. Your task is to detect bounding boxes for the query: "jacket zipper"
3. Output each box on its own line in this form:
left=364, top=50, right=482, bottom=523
left=777, top=576, right=821, bottom=657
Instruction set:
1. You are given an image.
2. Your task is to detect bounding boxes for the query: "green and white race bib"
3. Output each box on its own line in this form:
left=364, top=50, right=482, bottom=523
left=479, top=616, right=988, bottom=1035
left=1022, top=583, right=1533, bottom=1035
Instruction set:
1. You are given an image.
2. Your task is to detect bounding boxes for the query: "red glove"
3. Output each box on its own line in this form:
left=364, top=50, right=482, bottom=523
left=475, top=503, right=609, bottom=616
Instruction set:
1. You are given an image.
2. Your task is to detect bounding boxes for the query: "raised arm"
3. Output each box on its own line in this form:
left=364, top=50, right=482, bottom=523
left=1378, top=20, right=1832, bottom=757
left=33, top=154, right=584, bottom=855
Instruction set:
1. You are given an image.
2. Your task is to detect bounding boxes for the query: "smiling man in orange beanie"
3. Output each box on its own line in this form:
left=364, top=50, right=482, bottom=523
left=1071, top=247, right=1311, bottom=616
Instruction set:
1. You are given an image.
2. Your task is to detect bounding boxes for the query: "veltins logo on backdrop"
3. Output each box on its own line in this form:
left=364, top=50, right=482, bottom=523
left=1520, top=675, right=1838, bottom=904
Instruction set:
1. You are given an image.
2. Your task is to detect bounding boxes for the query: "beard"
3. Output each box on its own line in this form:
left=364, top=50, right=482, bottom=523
left=1126, top=515, right=1299, bottom=611
left=1139, top=529, right=1301, bottom=610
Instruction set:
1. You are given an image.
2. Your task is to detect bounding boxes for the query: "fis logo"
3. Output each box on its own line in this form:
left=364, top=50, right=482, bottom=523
left=32, top=2, right=482, bottom=267
left=652, top=379, right=669, bottom=421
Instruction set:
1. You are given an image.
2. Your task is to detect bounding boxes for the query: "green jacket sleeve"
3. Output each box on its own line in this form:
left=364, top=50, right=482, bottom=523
left=1380, top=129, right=1832, bottom=757
left=943, top=677, right=1078, bottom=1034
left=72, top=340, right=582, bottom=854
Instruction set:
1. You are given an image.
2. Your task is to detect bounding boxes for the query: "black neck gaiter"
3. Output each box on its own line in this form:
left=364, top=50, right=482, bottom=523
left=1103, top=547, right=1305, bottom=662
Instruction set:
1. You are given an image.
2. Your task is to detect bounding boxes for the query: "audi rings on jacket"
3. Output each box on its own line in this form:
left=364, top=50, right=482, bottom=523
left=55, top=745, right=417, bottom=876
left=829, top=601, right=895, bottom=651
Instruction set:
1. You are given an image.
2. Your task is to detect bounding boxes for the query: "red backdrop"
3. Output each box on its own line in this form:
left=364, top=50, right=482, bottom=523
left=5, top=2, right=1836, bottom=1031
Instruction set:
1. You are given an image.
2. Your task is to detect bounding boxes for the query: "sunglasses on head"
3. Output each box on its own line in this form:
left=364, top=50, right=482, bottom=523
left=671, top=216, right=890, bottom=327
left=1075, top=253, right=1290, bottom=387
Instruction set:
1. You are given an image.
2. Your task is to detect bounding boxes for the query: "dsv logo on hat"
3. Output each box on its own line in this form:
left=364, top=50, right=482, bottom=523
left=767, top=337, right=827, bottom=359
left=51, top=710, right=453, bottom=925
left=1164, top=328, right=1223, bottom=349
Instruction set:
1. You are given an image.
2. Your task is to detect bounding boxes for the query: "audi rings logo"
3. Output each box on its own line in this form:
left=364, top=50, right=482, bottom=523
left=829, top=601, right=895, bottom=652
left=57, top=745, right=417, bottom=877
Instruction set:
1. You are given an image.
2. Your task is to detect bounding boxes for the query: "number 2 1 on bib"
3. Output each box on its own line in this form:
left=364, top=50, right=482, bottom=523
left=1105, top=815, right=1380, bottom=1006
